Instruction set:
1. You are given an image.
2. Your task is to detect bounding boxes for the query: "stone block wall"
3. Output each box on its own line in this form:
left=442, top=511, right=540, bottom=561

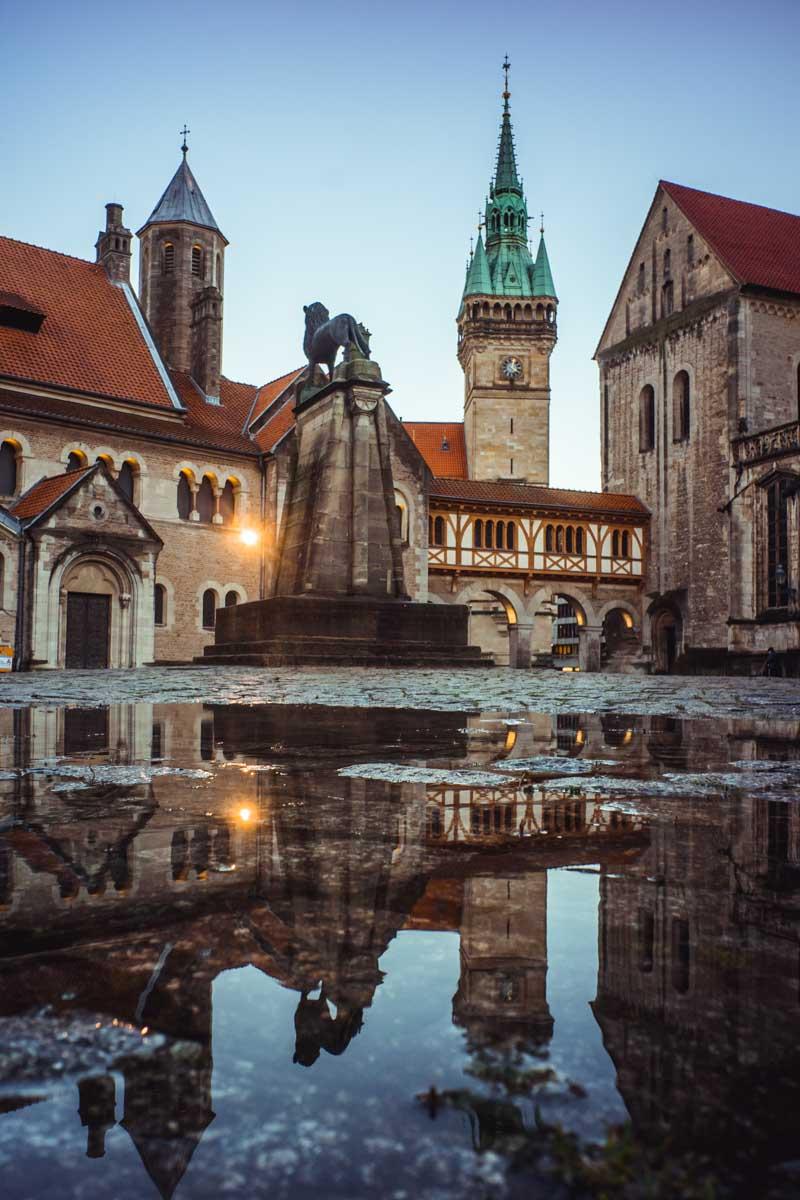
left=0, top=414, right=262, bottom=663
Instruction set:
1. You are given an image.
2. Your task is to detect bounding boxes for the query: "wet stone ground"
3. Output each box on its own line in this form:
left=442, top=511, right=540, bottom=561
left=0, top=663, right=798, bottom=718
left=0, top=677, right=799, bottom=1198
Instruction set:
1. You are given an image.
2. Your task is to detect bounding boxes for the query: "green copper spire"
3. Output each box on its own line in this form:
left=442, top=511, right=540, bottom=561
left=463, top=233, right=492, bottom=297
left=494, top=56, right=521, bottom=194
left=532, top=231, right=557, bottom=298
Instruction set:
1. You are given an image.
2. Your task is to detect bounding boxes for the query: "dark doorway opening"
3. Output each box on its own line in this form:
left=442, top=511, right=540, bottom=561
left=65, top=593, right=110, bottom=669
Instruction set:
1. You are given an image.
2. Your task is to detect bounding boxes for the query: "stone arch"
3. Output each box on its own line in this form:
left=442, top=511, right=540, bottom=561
left=598, top=601, right=640, bottom=670
left=646, top=596, right=684, bottom=674
left=153, top=576, right=177, bottom=633
left=453, top=581, right=525, bottom=667
left=174, top=460, right=202, bottom=482
left=0, top=432, right=31, bottom=495
left=46, top=544, right=150, bottom=669
left=197, top=580, right=224, bottom=633
left=222, top=582, right=248, bottom=605
left=91, top=446, right=118, bottom=471
left=59, top=442, right=92, bottom=470
left=393, top=483, right=413, bottom=544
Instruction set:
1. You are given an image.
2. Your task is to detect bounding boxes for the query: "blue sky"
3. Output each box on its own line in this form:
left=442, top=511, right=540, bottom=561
left=3, top=0, right=799, bottom=488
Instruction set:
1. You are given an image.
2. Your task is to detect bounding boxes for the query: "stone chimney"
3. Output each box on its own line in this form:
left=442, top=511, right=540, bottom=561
left=190, top=286, right=223, bottom=400
left=95, top=203, right=132, bottom=284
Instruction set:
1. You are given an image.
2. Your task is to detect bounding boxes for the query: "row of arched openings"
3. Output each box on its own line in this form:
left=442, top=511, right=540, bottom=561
left=157, top=241, right=222, bottom=287
left=639, top=372, right=691, bottom=451
left=545, top=524, right=586, bottom=554
left=474, top=519, right=515, bottom=550
left=153, top=584, right=240, bottom=628
left=202, top=587, right=239, bottom=629
left=468, top=301, right=555, bottom=323
left=177, top=471, right=238, bottom=523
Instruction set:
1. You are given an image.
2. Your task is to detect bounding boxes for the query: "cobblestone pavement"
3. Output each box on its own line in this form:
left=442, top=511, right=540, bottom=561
left=0, top=665, right=798, bottom=718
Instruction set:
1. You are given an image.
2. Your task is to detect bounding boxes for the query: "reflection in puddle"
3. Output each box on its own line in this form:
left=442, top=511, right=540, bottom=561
left=0, top=703, right=799, bottom=1197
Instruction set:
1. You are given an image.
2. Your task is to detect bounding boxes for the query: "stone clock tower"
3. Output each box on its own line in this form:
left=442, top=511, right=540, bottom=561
left=457, top=64, right=557, bottom=484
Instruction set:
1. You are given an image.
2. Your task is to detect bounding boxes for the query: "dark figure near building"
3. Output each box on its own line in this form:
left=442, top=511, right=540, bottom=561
left=763, top=647, right=781, bottom=677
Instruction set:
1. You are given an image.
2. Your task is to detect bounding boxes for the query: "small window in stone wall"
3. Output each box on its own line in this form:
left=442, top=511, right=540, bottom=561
left=0, top=441, right=17, bottom=495
left=191, top=245, right=203, bottom=277
left=639, top=385, right=655, bottom=452
left=219, top=479, right=236, bottom=524
left=197, top=476, right=215, bottom=524
left=177, top=472, right=193, bottom=520
left=163, top=243, right=175, bottom=273
left=224, top=590, right=239, bottom=607
left=202, top=588, right=218, bottom=629
left=66, top=451, right=85, bottom=472
left=673, top=371, right=690, bottom=441
left=154, top=584, right=166, bottom=626
left=687, top=234, right=694, bottom=265
left=118, top=460, right=135, bottom=502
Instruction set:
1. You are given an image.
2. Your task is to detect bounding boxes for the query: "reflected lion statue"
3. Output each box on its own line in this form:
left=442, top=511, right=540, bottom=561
left=303, top=302, right=371, bottom=380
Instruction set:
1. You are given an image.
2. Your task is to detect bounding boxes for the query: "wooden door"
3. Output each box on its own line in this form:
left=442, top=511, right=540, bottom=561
left=65, top=592, right=110, bottom=669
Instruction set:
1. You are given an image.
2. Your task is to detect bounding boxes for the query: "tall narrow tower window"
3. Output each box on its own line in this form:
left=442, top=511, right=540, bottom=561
left=191, top=245, right=203, bottom=277
left=162, top=242, right=175, bottom=273
left=639, top=385, right=655, bottom=452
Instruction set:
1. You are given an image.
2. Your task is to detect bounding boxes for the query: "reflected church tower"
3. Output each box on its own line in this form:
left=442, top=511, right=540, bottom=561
left=453, top=872, right=553, bottom=1047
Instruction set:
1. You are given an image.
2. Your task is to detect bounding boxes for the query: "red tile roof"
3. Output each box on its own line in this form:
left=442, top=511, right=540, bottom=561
left=254, top=396, right=296, bottom=452
left=169, top=372, right=258, bottom=453
left=0, top=237, right=178, bottom=409
left=10, top=466, right=93, bottom=519
left=662, top=180, right=800, bottom=296
left=247, top=368, right=304, bottom=429
left=429, top=476, right=649, bottom=517
left=0, top=387, right=259, bottom=457
left=402, top=422, right=468, bottom=477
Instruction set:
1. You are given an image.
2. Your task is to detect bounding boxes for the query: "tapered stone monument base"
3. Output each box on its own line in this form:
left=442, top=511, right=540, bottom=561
left=198, top=595, right=491, bottom=668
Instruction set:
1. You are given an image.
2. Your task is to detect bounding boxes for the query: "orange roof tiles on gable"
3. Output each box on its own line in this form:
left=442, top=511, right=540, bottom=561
left=169, top=372, right=259, bottom=453
left=255, top=396, right=296, bottom=453
left=402, top=422, right=468, bottom=478
left=429, top=476, right=649, bottom=518
left=661, top=181, right=800, bottom=296
left=10, top=466, right=94, bottom=520
left=0, top=237, right=179, bottom=410
left=247, top=368, right=304, bottom=430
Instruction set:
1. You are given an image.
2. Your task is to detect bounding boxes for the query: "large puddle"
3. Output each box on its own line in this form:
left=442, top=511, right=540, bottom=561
left=1, top=701, right=799, bottom=1198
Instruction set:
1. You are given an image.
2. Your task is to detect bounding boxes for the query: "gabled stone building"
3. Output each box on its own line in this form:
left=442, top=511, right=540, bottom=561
left=597, top=182, right=800, bottom=672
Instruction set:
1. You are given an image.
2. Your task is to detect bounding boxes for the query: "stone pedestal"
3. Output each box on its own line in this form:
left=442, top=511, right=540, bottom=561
left=200, top=362, right=489, bottom=670
left=578, top=624, right=603, bottom=672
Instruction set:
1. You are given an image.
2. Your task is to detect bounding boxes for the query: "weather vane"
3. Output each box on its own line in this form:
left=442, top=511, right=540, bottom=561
left=180, top=124, right=191, bottom=156
left=502, top=55, right=511, bottom=96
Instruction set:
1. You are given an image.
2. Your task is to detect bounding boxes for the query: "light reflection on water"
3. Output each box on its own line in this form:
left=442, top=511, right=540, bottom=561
left=0, top=702, right=799, bottom=1198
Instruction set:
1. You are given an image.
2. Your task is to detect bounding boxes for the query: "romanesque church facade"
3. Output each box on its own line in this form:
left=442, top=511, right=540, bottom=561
left=598, top=182, right=800, bottom=673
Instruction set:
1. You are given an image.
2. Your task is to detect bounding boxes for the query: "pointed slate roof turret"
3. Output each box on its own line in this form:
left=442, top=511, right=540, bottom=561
left=463, top=234, right=492, bottom=297
left=532, top=232, right=557, bottom=298
left=494, top=78, right=521, bottom=195
left=137, top=144, right=227, bottom=242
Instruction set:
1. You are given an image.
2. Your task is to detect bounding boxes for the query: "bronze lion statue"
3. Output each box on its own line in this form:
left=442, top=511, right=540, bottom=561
left=303, top=302, right=371, bottom=380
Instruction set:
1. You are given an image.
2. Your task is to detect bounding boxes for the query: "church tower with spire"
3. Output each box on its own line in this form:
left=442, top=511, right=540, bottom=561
left=137, top=130, right=228, bottom=401
left=457, top=62, right=557, bottom=484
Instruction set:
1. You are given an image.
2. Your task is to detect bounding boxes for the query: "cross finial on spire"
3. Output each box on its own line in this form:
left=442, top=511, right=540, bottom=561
left=180, top=124, right=191, bottom=157
left=502, top=55, right=511, bottom=111
left=540, top=211, right=545, bottom=234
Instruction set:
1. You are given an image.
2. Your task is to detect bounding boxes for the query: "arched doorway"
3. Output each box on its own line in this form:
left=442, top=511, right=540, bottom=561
left=650, top=605, right=683, bottom=674
left=601, top=607, right=638, bottom=670
left=57, top=554, right=135, bottom=669
left=453, top=584, right=523, bottom=666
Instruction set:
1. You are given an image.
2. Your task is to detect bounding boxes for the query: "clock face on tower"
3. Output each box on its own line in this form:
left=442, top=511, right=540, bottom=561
left=501, top=355, right=523, bottom=382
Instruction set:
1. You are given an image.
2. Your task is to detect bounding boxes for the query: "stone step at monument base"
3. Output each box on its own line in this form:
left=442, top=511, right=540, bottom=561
left=198, top=648, right=493, bottom=668
left=197, top=594, right=491, bottom=670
